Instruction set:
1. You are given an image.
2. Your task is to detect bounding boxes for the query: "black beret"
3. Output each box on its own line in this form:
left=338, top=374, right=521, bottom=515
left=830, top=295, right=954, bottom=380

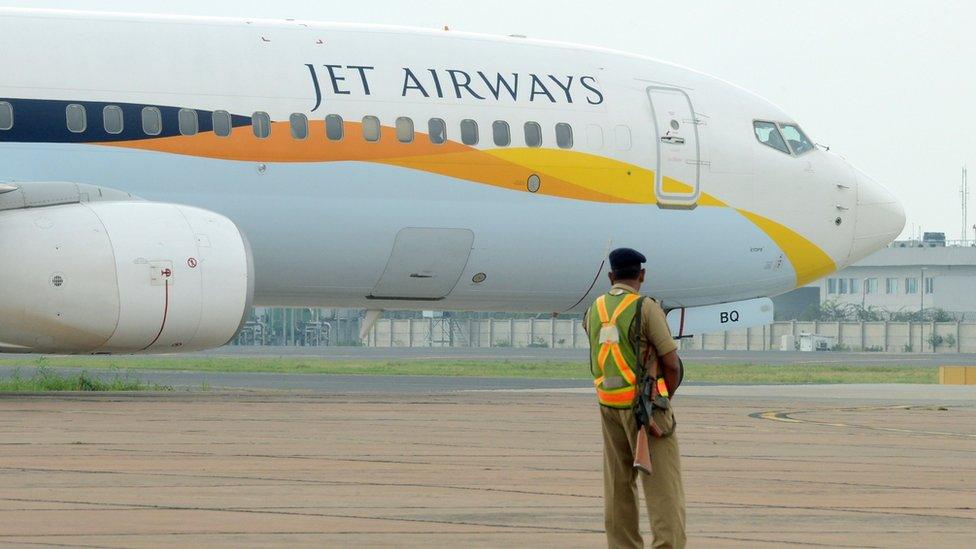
left=609, top=248, right=647, bottom=272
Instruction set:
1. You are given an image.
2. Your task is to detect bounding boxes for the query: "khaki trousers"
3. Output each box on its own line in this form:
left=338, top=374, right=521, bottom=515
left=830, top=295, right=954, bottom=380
left=601, top=405, right=686, bottom=549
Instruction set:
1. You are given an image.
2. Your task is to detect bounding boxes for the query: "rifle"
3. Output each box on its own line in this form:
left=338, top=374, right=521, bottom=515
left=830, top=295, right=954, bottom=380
left=633, top=358, right=677, bottom=474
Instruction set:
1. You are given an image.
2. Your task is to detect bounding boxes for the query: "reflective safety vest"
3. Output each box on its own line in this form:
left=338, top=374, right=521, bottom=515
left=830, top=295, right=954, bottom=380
left=588, top=292, right=643, bottom=408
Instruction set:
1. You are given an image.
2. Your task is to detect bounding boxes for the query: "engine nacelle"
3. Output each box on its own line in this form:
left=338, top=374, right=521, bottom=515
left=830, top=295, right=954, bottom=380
left=0, top=201, right=253, bottom=354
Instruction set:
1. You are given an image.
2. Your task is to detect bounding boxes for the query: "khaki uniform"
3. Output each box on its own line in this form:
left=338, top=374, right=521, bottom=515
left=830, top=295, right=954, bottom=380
left=584, top=283, right=686, bottom=549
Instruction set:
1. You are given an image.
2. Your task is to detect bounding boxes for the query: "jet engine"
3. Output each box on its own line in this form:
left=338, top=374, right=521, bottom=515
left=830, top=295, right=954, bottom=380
left=0, top=183, right=253, bottom=354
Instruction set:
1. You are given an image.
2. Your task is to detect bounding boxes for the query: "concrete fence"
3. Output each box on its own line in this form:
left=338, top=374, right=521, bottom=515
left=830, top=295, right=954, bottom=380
left=364, top=318, right=976, bottom=354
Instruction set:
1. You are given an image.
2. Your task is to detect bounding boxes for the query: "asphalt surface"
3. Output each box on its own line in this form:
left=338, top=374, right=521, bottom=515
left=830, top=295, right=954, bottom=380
left=4, top=365, right=976, bottom=404
left=190, top=346, right=976, bottom=367
left=1, top=391, right=973, bottom=547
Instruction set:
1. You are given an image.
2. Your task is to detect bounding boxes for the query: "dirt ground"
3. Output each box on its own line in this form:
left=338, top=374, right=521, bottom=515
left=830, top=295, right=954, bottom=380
left=0, top=390, right=973, bottom=548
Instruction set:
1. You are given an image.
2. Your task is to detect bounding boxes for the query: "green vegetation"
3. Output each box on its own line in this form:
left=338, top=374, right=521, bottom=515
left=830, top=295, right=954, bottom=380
left=0, top=357, right=937, bottom=385
left=686, top=363, right=935, bottom=385
left=0, top=366, right=171, bottom=392
left=799, top=301, right=956, bottom=322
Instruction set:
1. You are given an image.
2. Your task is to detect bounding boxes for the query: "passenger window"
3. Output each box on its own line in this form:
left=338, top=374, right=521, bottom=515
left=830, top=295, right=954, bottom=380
left=213, top=111, right=232, bottom=137
left=614, top=125, right=632, bottom=151
left=103, top=106, right=124, bottom=135
left=428, top=118, right=447, bottom=145
left=290, top=113, right=308, bottom=140
left=66, top=104, right=87, bottom=134
left=754, top=121, right=790, bottom=154
left=780, top=123, right=814, bottom=155
left=363, top=116, right=381, bottom=142
left=0, top=101, right=13, bottom=130
left=326, top=114, right=344, bottom=141
left=179, top=109, right=199, bottom=136
left=524, top=122, right=542, bottom=148
left=253, top=112, right=271, bottom=139
left=586, top=125, right=604, bottom=150
left=555, top=123, right=573, bottom=149
left=460, top=119, right=479, bottom=146
left=396, top=117, right=414, bottom=143
left=142, top=107, right=162, bottom=136
left=492, top=121, right=511, bottom=147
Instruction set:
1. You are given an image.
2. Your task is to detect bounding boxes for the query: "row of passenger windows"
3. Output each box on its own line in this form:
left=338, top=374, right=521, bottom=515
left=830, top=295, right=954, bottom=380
left=826, top=277, right=935, bottom=296
left=0, top=101, right=638, bottom=151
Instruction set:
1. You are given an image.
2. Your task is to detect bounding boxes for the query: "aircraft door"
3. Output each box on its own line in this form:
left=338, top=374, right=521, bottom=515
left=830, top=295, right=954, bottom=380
left=369, top=228, right=475, bottom=301
left=647, top=87, right=701, bottom=208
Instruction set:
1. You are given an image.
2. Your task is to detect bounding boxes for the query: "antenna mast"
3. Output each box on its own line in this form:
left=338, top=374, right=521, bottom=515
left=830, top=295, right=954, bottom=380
left=963, top=166, right=969, bottom=243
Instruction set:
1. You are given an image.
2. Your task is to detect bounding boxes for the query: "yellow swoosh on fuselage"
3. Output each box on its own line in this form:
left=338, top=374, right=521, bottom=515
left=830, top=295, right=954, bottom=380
left=95, top=120, right=836, bottom=287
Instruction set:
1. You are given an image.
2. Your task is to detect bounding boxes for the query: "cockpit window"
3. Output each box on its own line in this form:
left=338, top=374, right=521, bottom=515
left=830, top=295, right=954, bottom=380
left=780, top=124, right=814, bottom=155
left=754, top=121, right=790, bottom=154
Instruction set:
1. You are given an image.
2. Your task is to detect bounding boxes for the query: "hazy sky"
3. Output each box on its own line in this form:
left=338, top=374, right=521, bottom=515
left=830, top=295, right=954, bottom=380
left=5, top=0, right=974, bottom=240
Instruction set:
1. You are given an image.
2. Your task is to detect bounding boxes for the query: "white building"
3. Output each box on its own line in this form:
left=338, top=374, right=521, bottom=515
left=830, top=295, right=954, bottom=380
left=814, top=241, right=976, bottom=319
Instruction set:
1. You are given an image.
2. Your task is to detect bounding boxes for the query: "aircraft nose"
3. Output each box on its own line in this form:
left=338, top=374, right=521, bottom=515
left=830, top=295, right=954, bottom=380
left=850, top=170, right=906, bottom=262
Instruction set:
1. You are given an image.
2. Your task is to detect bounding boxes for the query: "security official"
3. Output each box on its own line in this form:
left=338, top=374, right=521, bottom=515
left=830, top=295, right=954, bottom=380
left=584, top=248, right=686, bottom=549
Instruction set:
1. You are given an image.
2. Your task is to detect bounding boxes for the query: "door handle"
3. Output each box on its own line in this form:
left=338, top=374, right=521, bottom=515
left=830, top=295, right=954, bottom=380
left=661, top=136, right=685, bottom=145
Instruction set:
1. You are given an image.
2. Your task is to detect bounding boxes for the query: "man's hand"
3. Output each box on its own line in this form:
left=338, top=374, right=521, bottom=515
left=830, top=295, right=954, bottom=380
left=660, top=350, right=682, bottom=397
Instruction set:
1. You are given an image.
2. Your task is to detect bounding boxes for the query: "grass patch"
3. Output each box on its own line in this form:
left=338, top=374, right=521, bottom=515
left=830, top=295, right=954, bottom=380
left=686, top=363, right=936, bottom=385
left=0, top=357, right=939, bottom=385
left=0, top=366, right=172, bottom=392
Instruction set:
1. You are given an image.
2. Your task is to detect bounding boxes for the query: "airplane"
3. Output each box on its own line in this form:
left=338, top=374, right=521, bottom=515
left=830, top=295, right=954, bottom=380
left=0, top=8, right=905, bottom=354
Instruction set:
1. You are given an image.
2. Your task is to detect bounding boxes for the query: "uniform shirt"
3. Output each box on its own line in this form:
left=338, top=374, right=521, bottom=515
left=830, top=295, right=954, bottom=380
left=583, top=283, right=678, bottom=361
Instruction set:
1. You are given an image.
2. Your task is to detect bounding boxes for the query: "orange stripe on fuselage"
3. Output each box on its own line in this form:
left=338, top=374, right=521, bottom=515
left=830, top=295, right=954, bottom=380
left=98, top=121, right=632, bottom=204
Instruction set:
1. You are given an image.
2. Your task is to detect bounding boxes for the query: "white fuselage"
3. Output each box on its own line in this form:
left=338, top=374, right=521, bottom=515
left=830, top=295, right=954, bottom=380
left=0, top=8, right=905, bottom=315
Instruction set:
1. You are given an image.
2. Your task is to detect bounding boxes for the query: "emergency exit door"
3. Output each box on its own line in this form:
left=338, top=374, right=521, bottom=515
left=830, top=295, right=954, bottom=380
left=647, top=87, right=701, bottom=208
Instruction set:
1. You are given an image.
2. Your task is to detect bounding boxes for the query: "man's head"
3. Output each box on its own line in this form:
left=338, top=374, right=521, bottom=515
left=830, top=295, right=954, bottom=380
left=608, top=248, right=647, bottom=289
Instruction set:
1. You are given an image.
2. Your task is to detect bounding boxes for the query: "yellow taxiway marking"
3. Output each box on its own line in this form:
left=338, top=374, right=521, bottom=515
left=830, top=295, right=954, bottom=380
left=752, top=405, right=976, bottom=440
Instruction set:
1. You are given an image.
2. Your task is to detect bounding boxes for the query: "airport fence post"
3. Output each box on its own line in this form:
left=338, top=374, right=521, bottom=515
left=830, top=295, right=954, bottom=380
left=489, top=319, right=495, bottom=348
left=510, top=318, right=515, bottom=347
left=572, top=319, right=578, bottom=348
left=958, top=321, right=963, bottom=353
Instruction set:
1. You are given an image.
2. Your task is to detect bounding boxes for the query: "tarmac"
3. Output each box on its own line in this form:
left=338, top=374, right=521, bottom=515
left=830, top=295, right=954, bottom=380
left=1, top=384, right=974, bottom=547
left=194, top=346, right=976, bottom=367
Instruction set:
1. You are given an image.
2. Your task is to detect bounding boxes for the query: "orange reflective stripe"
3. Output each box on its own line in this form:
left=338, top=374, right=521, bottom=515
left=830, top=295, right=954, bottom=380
left=597, top=345, right=611, bottom=370
left=656, top=377, right=670, bottom=398
left=610, top=345, right=637, bottom=385
left=610, top=294, right=640, bottom=324
left=596, top=295, right=610, bottom=323
left=597, top=387, right=637, bottom=406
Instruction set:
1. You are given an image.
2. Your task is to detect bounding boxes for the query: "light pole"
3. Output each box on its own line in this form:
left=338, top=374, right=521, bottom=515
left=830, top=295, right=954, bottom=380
left=919, top=267, right=927, bottom=316
left=861, top=277, right=868, bottom=312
